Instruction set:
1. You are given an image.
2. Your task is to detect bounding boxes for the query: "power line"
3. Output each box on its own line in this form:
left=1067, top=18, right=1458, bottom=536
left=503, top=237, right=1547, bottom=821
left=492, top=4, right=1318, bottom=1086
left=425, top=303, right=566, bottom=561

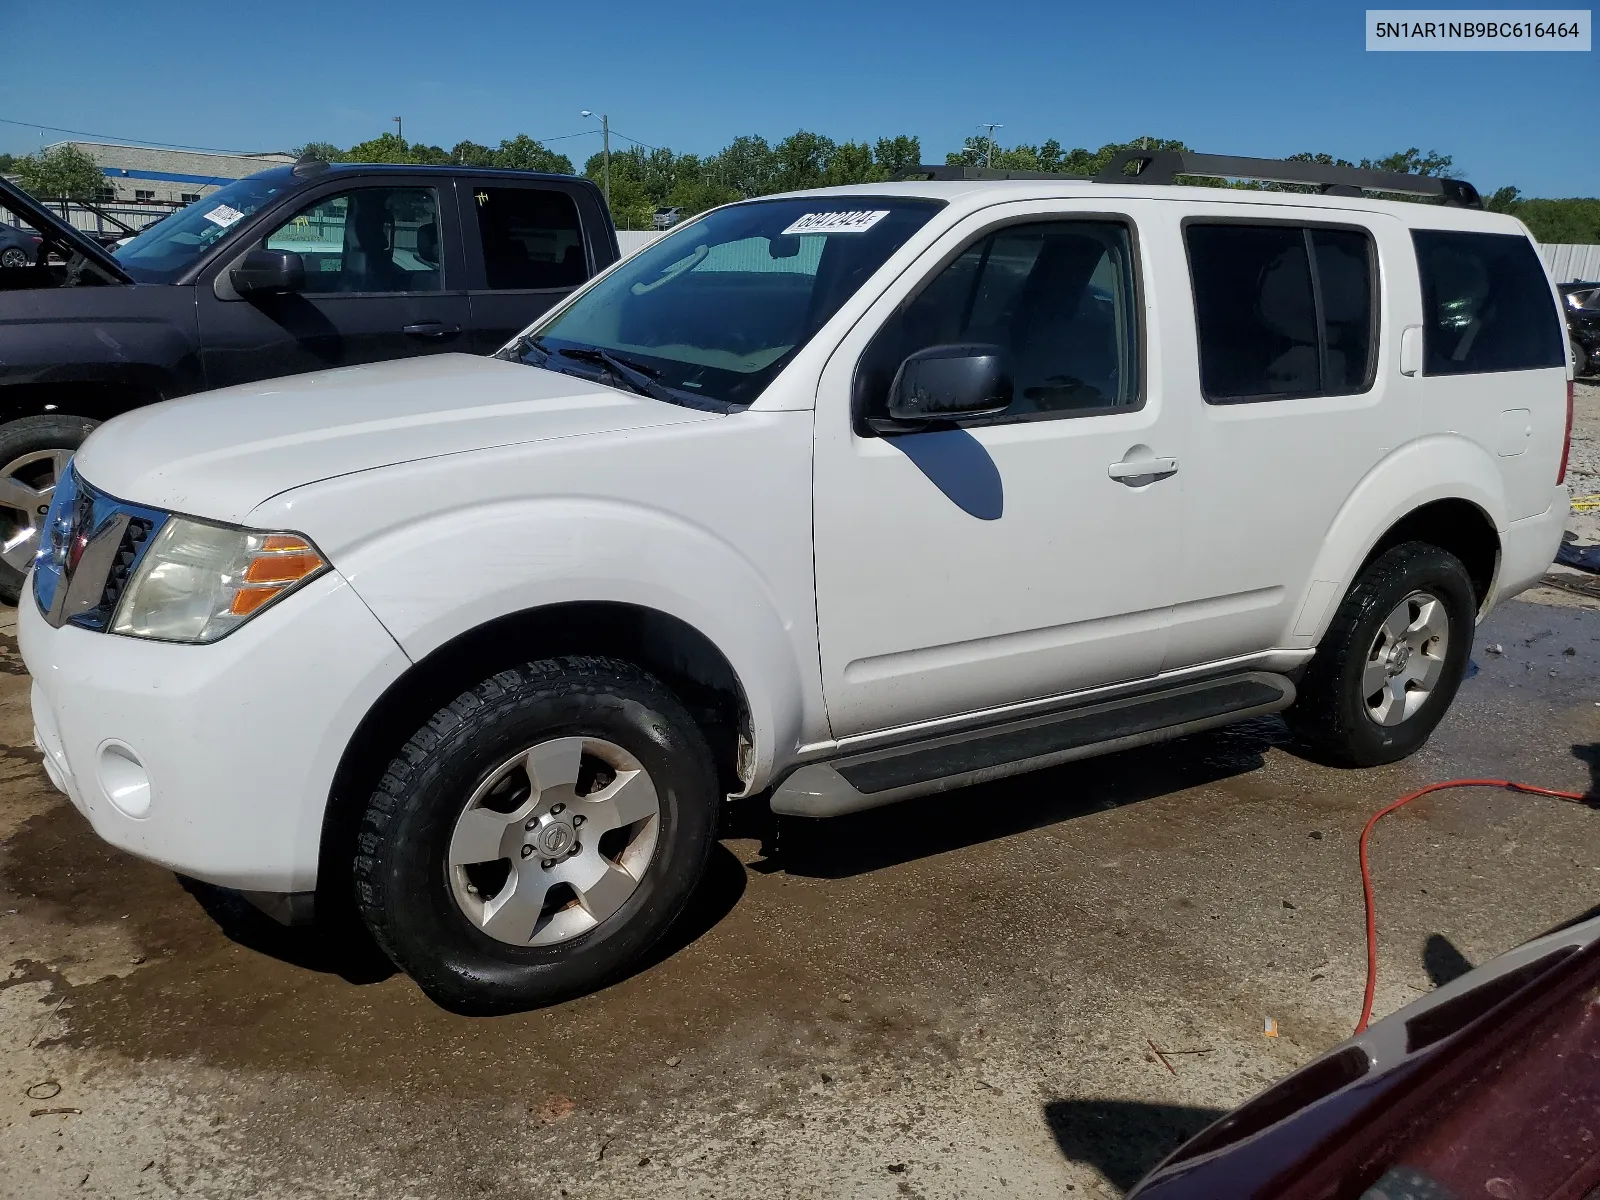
left=0, top=116, right=282, bottom=156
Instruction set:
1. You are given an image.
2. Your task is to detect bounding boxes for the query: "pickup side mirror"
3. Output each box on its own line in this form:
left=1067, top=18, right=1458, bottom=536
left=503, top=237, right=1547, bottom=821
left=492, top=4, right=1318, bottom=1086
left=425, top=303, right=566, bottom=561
left=231, top=248, right=305, bottom=297
left=872, top=343, right=1013, bottom=432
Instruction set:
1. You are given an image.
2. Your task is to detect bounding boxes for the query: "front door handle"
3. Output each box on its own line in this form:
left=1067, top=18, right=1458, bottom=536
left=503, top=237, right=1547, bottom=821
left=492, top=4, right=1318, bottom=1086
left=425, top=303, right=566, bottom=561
left=1108, top=455, right=1178, bottom=483
left=402, top=321, right=461, bottom=339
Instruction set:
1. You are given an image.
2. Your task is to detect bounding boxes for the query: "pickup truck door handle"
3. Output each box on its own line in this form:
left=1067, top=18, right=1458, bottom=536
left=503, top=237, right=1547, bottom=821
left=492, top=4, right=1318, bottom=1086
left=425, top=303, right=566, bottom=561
left=402, top=321, right=461, bottom=339
left=1108, top=455, right=1178, bottom=484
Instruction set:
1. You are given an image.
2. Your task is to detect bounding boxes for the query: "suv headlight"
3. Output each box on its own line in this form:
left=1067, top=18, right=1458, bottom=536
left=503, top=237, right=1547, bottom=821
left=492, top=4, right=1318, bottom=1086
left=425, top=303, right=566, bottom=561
left=111, top=516, right=328, bottom=643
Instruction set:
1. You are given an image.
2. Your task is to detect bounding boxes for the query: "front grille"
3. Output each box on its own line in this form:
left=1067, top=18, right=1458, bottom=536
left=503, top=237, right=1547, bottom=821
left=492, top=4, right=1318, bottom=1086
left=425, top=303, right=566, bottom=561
left=34, top=467, right=169, bottom=632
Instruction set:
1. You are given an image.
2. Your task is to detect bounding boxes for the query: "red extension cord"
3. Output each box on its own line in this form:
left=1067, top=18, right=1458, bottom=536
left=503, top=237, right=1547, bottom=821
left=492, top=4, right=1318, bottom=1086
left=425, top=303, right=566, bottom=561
left=1355, top=778, right=1592, bottom=1034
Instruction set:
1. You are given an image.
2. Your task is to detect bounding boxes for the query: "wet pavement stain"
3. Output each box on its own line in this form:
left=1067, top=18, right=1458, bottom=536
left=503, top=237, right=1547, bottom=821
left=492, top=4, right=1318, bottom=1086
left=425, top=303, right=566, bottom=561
left=2, top=598, right=1599, bottom=1198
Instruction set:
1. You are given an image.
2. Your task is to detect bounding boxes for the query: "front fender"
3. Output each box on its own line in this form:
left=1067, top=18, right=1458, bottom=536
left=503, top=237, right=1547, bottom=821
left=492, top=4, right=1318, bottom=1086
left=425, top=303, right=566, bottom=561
left=1290, top=434, right=1509, bottom=647
left=327, top=497, right=813, bottom=792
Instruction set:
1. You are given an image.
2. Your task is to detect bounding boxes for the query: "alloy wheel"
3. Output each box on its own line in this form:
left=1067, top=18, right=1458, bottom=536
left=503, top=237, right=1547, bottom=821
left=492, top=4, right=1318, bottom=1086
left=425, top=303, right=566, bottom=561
left=1362, top=590, right=1449, bottom=727
left=447, top=735, right=662, bottom=947
left=0, top=448, right=72, bottom=572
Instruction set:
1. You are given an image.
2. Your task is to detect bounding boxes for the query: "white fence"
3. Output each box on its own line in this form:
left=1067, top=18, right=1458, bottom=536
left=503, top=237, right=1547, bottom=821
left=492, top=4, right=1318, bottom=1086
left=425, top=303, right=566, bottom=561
left=616, top=229, right=669, bottom=257
left=1541, top=243, right=1600, bottom=283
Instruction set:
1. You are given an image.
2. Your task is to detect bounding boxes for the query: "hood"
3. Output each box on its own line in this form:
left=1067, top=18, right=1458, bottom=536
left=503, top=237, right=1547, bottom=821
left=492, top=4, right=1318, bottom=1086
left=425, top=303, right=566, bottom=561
left=73, top=354, right=722, bottom=523
left=0, top=177, right=133, bottom=284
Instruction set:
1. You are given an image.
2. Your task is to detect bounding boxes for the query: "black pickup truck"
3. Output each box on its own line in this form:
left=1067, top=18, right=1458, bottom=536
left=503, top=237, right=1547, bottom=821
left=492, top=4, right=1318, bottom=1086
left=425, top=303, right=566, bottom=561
left=0, top=160, right=619, bottom=600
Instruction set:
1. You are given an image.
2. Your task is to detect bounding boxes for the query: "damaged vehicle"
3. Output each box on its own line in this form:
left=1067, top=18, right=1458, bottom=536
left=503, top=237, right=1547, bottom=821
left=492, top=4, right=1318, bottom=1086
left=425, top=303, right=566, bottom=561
left=0, top=165, right=617, bottom=602
left=1560, top=280, right=1599, bottom=376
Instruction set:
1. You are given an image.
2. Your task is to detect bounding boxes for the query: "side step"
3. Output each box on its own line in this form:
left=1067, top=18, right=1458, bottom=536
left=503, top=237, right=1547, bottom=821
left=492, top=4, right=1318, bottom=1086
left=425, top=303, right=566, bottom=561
left=771, top=671, right=1294, bottom=818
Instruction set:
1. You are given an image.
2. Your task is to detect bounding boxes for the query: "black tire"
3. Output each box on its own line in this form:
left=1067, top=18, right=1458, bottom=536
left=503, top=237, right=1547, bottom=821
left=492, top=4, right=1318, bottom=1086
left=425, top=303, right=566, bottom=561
left=0, top=414, right=100, bottom=606
left=0, top=246, right=31, bottom=270
left=354, top=656, right=720, bottom=1014
left=1287, top=542, right=1476, bottom=767
left=1574, top=338, right=1591, bottom=379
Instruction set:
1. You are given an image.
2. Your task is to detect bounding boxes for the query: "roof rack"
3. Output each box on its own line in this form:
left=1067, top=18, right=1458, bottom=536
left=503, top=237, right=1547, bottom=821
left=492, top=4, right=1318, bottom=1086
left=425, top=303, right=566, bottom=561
left=907, top=150, right=1483, bottom=209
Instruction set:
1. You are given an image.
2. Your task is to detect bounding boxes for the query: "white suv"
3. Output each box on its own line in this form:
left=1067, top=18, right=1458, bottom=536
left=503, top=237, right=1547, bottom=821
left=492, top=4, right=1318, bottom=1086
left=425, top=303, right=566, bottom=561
left=20, top=153, right=1573, bottom=1012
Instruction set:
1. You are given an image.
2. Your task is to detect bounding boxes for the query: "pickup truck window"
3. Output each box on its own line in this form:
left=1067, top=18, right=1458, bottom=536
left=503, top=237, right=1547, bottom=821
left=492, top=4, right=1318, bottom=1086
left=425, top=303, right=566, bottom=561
left=114, top=168, right=296, bottom=284
left=264, top=187, right=443, bottom=294
left=471, top=187, right=586, bottom=290
left=525, top=197, right=943, bottom=408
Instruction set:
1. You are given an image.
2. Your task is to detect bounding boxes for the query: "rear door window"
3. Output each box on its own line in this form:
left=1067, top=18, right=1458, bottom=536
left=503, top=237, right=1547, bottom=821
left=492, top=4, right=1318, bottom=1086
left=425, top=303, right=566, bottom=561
left=1185, top=223, right=1376, bottom=402
left=1413, top=230, right=1564, bottom=375
left=469, top=186, right=587, bottom=290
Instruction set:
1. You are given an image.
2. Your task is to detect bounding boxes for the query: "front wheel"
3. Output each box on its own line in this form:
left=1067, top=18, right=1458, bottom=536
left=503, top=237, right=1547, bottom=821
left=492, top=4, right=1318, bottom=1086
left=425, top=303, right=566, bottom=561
left=1574, top=338, right=1591, bottom=378
left=1287, top=542, right=1476, bottom=767
left=353, top=656, right=720, bottom=1014
left=0, top=246, right=31, bottom=269
left=0, top=415, right=100, bottom=605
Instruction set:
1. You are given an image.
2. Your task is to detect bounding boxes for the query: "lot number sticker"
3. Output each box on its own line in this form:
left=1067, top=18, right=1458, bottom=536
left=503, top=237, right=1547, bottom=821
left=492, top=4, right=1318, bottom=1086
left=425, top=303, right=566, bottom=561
left=780, top=210, right=890, bottom=235
left=202, top=204, right=246, bottom=229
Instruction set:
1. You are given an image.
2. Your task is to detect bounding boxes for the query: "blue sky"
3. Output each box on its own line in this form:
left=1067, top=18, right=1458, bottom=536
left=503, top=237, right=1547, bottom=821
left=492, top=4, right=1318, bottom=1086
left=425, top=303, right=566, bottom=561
left=2, top=0, right=1593, bottom=196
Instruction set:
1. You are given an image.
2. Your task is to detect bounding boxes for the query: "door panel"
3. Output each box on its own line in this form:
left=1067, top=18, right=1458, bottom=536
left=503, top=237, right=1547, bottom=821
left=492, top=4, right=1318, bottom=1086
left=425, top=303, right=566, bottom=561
left=813, top=203, right=1184, bottom=739
left=197, top=181, right=471, bottom=390
left=1158, top=207, right=1421, bottom=670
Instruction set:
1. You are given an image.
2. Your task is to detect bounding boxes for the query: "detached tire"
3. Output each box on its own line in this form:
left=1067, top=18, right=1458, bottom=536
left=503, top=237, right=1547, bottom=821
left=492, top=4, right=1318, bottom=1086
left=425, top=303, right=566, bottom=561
left=354, top=656, right=719, bottom=1014
left=1287, top=542, right=1476, bottom=767
left=0, top=414, right=100, bottom=606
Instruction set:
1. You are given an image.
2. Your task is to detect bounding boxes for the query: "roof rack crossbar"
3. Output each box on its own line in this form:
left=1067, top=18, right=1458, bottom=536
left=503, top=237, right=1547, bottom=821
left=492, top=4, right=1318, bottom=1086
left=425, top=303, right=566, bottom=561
left=903, top=152, right=1482, bottom=209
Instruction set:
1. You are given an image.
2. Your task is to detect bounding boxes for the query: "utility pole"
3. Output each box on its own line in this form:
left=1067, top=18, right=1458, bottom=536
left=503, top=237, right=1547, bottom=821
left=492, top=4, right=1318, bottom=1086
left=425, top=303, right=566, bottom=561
left=393, top=116, right=404, bottom=145
left=581, top=111, right=611, bottom=209
left=980, top=122, right=1003, bottom=168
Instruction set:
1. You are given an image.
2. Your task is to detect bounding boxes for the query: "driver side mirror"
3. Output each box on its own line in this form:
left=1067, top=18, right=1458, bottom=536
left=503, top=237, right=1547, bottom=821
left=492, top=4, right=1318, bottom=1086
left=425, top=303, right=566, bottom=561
left=870, top=343, right=1013, bottom=432
left=231, top=248, right=305, bottom=297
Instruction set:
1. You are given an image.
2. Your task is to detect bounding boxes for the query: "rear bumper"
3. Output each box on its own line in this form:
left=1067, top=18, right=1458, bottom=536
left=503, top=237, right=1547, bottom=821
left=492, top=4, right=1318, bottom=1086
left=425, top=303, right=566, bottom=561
left=1494, top=487, right=1570, bottom=606
left=19, top=571, right=411, bottom=892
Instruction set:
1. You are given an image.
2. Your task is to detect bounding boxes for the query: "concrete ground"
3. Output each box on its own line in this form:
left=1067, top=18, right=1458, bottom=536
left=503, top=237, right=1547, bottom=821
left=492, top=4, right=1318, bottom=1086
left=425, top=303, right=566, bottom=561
left=4, top=386, right=1599, bottom=1199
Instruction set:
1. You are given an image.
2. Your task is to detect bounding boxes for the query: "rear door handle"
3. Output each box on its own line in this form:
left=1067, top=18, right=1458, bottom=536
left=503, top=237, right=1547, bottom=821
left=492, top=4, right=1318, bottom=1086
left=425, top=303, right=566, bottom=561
left=1108, top=456, right=1178, bottom=483
left=402, top=321, right=461, bottom=339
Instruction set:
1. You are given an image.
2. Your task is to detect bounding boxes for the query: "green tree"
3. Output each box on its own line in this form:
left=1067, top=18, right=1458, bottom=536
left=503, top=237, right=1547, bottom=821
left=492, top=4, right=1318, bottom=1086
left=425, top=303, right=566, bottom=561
left=772, top=130, right=836, bottom=192
left=1362, top=147, right=1454, bottom=177
left=0, top=152, right=16, bottom=174
left=492, top=135, right=573, bottom=174
left=293, top=141, right=345, bottom=162
left=343, top=132, right=414, bottom=163
left=873, top=136, right=922, bottom=178
left=16, top=143, right=104, bottom=200
left=710, top=135, right=775, bottom=199
left=450, top=140, right=496, bottom=167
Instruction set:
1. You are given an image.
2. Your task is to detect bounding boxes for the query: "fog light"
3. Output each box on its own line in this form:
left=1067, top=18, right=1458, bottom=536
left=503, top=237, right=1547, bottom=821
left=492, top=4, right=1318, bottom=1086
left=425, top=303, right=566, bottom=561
left=97, top=742, right=151, bottom=818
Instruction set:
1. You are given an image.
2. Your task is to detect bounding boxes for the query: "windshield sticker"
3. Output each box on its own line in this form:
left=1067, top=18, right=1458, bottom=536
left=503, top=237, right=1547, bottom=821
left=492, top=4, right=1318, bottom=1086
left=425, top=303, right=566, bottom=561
left=780, top=210, right=890, bottom=236
left=202, top=204, right=245, bottom=229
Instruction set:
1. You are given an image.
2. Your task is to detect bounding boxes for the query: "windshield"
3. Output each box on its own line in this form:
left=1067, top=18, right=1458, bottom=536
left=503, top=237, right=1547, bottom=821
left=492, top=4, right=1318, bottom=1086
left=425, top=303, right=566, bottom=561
left=113, top=169, right=296, bottom=283
left=514, top=197, right=944, bottom=408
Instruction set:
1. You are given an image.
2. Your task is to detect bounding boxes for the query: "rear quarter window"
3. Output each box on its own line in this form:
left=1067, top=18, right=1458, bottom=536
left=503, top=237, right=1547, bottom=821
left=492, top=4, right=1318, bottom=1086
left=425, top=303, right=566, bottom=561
left=1413, top=230, right=1564, bottom=375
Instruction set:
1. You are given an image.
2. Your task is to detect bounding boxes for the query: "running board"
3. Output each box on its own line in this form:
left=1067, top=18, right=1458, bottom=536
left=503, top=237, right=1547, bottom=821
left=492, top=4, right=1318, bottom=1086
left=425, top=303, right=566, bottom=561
left=771, top=671, right=1295, bottom=818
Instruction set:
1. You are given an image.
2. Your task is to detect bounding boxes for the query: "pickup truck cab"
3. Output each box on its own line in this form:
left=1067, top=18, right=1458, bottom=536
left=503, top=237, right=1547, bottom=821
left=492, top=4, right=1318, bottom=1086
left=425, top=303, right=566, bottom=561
left=0, top=162, right=617, bottom=600
left=19, top=153, right=1573, bottom=1012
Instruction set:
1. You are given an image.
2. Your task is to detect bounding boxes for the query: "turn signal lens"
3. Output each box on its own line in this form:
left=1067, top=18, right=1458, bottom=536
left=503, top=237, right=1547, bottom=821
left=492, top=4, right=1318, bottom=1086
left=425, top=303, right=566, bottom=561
left=111, top=518, right=328, bottom=643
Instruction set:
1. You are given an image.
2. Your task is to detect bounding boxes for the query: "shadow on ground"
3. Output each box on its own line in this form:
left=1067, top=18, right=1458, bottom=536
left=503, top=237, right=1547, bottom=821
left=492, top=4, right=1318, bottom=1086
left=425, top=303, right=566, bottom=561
left=1043, top=1098, right=1228, bottom=1193
left=736, top=716, right=1288, bottom=880
left=181, top=841, right=750, bottom=1003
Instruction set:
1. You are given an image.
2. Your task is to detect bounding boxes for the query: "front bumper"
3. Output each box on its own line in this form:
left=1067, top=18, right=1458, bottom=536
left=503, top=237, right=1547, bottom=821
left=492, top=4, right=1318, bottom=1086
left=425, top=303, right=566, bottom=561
left=20, top=570, right=411, bottom=892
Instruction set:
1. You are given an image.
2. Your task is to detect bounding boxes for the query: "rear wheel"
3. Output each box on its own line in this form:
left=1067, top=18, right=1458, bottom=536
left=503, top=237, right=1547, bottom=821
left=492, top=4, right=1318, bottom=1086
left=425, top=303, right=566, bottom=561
left=353, top=656, right=720, bottom=1014
left=0, top=246, right=30, bottom=269
left=0, top=415, right=99, bottom=605
left=1287, top=542, right=1476, bottom=767
left=1574, top=337, right=1591, bottom=378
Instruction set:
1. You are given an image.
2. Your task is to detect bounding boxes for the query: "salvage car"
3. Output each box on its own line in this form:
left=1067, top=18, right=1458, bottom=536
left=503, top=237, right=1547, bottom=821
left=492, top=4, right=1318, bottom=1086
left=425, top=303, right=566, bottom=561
left=1560, top=280, right=1599, bottom=376
left=0, top=163, right=618, bottom=601
left=20, top=151, right=1573, bottom=1012
left=1128, top=911, right=1600, bottom=1198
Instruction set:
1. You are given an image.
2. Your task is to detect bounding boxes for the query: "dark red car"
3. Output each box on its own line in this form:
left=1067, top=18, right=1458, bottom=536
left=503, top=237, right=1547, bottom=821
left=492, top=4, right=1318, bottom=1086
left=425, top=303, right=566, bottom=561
left=1129, top=913, right=1600, bottom=1199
